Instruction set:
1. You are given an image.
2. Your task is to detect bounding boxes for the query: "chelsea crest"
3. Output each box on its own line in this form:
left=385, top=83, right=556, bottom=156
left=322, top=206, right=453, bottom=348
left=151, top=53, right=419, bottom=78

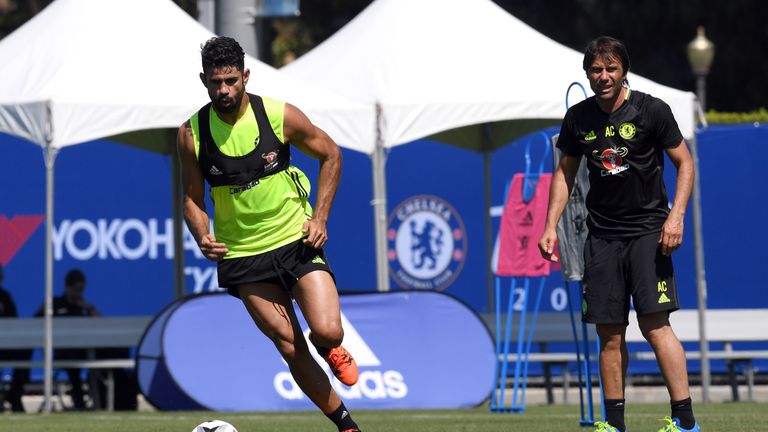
left=387, top=195, right=467, bottom=291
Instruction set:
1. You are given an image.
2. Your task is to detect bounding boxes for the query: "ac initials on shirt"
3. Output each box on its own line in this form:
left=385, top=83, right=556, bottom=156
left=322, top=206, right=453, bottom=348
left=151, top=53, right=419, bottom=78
left=605, top=125, right=615, bottom=137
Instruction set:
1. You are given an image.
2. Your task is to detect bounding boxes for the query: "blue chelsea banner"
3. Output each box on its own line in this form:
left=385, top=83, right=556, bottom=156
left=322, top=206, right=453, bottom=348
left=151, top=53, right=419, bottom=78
left=387, top=195, right=467, bottom=291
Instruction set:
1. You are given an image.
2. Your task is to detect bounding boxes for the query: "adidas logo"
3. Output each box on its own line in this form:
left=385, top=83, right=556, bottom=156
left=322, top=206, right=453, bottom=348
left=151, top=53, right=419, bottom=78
left=658, top=293, right=671, bottom=304
left=209, top=165, right=223, bottom=175
left=312, top=255, right=326, bottom=264
left=585, top=130, right=597, bottom=141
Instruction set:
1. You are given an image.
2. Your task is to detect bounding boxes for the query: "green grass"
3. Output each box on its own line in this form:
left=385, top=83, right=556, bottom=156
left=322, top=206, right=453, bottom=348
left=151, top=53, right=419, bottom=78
left=4, top=402, right=764, bottom=431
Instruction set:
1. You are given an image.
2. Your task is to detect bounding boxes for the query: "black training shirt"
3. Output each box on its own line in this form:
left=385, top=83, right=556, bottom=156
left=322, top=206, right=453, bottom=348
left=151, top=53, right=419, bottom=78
left=557, top=90, right=683, bottom=239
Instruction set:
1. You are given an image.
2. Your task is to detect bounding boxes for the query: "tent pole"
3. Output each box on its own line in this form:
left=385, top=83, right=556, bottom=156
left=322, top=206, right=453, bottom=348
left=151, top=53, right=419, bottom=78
left=172, top=139, right=186, bottom=299
left=483, top=125, right=494, bottom=313
left=689, top=132, right=710, bottom=403
left=372, top=103, right=389, bottom=291
left=42, top=115, right=57, bottom=414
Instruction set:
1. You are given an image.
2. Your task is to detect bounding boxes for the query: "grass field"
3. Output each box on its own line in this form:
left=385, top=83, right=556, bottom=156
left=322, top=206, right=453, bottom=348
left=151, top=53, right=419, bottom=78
left=3, top=402, right=766, bottom=432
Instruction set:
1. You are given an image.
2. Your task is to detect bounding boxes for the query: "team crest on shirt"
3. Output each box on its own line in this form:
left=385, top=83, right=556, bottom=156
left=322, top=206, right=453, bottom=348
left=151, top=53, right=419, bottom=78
left=592, top=147, right=630, bottom=176
left=618, top=122, right=636, bottom=139
left=262, top=150, right=279, bottom=172
left=387, top=195, right=467, bottom=291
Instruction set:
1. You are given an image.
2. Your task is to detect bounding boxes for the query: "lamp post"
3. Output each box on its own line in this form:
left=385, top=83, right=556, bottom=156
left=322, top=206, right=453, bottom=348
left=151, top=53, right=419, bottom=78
left=686, top=26, right=715, bottom=404
left=687, top=26, right=715, bottom=111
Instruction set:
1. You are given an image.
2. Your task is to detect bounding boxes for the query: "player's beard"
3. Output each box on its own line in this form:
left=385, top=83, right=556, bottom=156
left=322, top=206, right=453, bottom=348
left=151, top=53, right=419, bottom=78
left=214, top=91, right=242, bottom=114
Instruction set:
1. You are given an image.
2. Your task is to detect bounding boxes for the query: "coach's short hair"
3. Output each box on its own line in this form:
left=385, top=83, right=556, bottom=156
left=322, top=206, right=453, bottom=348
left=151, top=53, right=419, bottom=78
left=201, top=36, right=245, bottom=73
left=583, top=36, right=631, bottom=76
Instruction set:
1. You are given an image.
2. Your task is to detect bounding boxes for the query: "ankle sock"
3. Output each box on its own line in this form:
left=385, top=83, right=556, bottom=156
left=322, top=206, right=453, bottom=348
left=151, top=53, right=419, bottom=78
left=604, top=398, right=626, bottom=432
left=671, top=397, right=695, bottom=429
left=326, top=402, right=358, bottom=431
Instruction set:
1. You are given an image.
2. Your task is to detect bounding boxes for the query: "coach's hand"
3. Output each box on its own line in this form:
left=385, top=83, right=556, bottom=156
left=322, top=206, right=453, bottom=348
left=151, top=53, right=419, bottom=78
left=538, top=227, right=559, bottom=262
left=302, top=218, right=328, bottom=249
left=660, top=213, right=684, bottom=256
left=199, top=233, right=228, bottom=261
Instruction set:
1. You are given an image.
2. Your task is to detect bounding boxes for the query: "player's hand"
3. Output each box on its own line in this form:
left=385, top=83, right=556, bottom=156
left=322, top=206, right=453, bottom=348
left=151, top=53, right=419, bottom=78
left=302, top=218, right=328, bottom=249
left=199, top=233, right=228, bottom=261
left=538, top=227, right=559, bottom=262
left=660, top=214, right=684, bottom=256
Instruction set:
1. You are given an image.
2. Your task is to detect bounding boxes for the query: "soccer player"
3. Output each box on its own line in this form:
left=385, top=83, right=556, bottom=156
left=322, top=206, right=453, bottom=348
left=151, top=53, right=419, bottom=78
left=178, top=37, right=361, bottom=432
left=538, top=36, right=699, bottom=432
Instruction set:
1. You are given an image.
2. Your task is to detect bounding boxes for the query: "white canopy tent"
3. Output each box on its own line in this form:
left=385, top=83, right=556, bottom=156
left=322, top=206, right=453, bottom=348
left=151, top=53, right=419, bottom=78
left=0, top=0, right=371, bottom=412
left=283, top=0, right=697, bottom=290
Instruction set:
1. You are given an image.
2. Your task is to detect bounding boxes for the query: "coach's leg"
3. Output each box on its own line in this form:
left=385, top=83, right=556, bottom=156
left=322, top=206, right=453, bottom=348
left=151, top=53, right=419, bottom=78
left=239, top=283, right=341, bottom=413
left=292, top=271, right=343, bottom=350
left=638, top=311, right=690, bottom=401
left=597, top=323, right=629, bottom=399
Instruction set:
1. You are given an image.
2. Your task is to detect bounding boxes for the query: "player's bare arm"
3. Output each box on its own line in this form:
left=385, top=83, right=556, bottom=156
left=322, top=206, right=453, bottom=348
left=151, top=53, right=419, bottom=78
left=283, top=103, right=342, bottom=249
left=538, top=154, right=581, bottom=261
left=177, top=120, right=228, bottom=261
left=660, top=139, right=694, bottom=256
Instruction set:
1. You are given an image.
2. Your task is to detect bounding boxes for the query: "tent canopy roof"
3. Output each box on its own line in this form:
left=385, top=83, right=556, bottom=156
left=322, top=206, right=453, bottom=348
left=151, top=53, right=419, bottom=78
left=0, top=0, right=372, bottom=152
left=284, top=0, right=696, bottom=150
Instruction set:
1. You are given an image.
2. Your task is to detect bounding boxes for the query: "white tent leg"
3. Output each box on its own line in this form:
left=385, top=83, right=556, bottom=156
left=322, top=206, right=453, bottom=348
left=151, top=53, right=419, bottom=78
left=372, top=103, right=389, bottom=292
left=42, top=143, right=58, bottom=414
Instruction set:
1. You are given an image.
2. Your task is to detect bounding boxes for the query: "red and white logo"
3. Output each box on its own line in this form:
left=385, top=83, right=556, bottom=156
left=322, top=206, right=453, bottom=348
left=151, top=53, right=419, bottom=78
left=0, top=215, right=45, bottom=265
left=592, top=147, right=629, bottom=176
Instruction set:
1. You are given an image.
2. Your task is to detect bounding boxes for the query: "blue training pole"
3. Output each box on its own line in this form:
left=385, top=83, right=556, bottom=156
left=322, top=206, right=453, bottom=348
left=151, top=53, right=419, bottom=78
left=498, top=277, right=517, bottom=410
left=566, top=281, right=588, bottom=424
left=491, top=276, right=502, bottom=410
left=511, top=277, right=530, bottom=411
left=520, top=276, right=546, bottom=411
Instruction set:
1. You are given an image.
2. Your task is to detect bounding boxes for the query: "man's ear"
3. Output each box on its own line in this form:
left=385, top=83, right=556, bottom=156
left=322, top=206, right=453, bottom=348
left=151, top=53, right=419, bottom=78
left=242, top=68, right=250, bottom=86
left=199, top=72, right=207, bottom=87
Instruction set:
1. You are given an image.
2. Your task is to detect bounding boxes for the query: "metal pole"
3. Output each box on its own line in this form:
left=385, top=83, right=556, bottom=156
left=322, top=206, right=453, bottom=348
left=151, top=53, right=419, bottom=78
left=696, top=75, right=707, bottom=112
left=172, top=146, right=186, bottom=298
left=482, top=125, right=494, bottom=312
left=372, top=103, right=389, bottom=291
left=216, top=0, right=260, bottom=59
left=689, top=131, right=710, bottom=403
left=42, top=141, right=57, bottom=414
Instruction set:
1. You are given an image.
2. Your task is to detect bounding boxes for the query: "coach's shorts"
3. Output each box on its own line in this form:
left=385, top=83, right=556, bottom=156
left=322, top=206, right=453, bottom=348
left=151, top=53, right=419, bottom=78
left=217, top=239, right=335, bottom=299
left=582, top=232, right=679, bottom=324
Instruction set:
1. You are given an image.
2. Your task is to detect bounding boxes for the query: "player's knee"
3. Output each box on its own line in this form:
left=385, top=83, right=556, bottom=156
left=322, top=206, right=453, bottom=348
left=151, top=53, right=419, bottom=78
left=311, top=322, right=344, bottom=347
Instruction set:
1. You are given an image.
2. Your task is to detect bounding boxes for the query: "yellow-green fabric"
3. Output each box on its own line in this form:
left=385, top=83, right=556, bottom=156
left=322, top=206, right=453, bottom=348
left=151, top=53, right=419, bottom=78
left=190, top=96, right=313, bottom=258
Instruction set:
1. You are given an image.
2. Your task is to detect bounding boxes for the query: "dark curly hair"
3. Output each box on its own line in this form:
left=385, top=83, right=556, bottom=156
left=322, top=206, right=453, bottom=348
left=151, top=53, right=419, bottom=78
left=583, top=36, right=631, bottom=85
left=201, top=36, right=245, bottom=73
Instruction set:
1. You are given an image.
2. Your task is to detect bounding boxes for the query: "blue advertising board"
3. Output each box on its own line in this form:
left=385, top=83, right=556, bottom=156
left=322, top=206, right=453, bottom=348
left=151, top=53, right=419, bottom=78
left=137, top=291, right=495, bottom=411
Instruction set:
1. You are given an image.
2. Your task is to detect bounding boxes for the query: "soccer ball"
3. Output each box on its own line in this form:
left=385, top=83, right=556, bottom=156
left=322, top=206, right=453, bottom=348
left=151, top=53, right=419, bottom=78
left=191, top=420, right=238, bottom=432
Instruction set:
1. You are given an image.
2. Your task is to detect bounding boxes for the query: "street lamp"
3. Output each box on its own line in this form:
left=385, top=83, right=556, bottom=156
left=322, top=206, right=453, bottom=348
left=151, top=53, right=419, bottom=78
left=686, top=25, right=715, bottom=404
left=687, top=26, right=715, bottom=110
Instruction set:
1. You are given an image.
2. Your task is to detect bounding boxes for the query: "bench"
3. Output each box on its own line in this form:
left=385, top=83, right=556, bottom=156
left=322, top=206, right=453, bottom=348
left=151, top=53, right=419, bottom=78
left=0, top=316, right=151, bottom=411
left=483, top=309, right=768, bottom=403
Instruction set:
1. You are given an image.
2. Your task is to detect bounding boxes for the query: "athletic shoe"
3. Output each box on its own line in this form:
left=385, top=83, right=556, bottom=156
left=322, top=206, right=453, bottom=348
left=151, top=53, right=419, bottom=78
left=658, top=416, right=700, bottom=432
left=323, top=345, right=359, bottom=386
left=340, top=429, right=361, bottom=432
left=593, top=421, right=621, bottom=432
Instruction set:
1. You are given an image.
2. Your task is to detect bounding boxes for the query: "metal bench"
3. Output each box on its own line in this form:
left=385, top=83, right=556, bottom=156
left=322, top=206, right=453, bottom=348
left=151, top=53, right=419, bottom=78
left=483, top=309, right=768, bottom=402
left=0, top=316, right=151, bottom=411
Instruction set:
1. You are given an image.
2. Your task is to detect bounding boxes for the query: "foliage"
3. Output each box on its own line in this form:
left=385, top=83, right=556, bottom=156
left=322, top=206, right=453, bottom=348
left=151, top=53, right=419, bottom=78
left=705, top=108, right=768, bottom=124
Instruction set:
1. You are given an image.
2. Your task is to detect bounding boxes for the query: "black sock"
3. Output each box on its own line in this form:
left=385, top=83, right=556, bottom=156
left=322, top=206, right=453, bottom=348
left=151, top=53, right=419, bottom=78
left=326, top=402, right=359, bottom=431
left=310, top=332, right=330, bottom=357
left=604, top=399, right=626, bottom=432
left=671, top=397, right=695, bottom=429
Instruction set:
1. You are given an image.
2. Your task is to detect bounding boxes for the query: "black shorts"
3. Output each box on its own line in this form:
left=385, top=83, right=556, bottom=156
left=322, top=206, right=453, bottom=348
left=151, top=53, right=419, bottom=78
left=582, top=232, right=679, bottom=324
left=217, top=239, right=335, bottom=298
